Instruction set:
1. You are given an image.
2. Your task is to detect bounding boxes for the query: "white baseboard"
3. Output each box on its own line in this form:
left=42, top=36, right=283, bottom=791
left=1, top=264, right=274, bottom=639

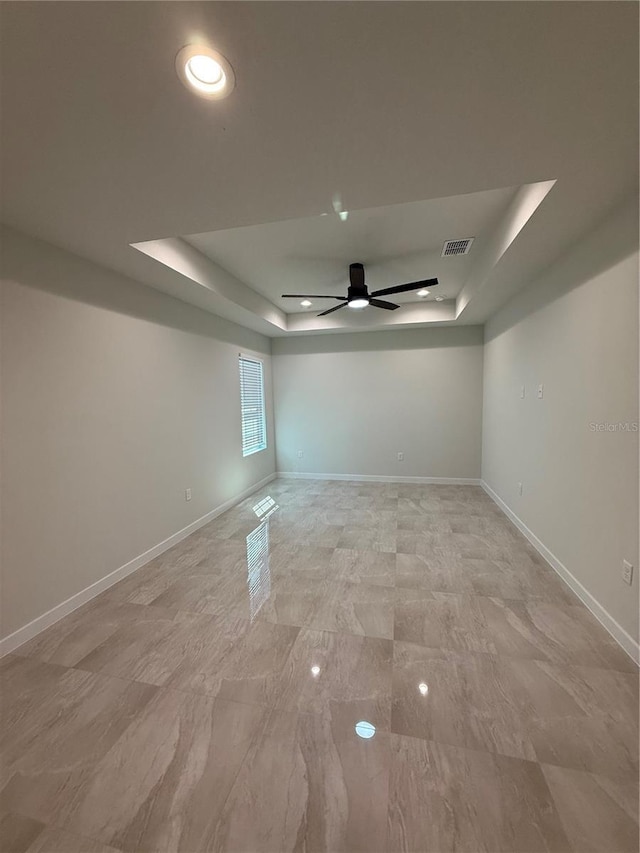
left=481, top=480, right=639, bottom=666
left=277, top=471, right=482, bottom=485
left=0, top=472, right=276, bottom=658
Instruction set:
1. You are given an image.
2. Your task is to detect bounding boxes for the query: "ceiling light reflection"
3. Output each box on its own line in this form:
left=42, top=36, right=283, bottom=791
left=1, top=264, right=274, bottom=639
left=418, top=682, right=429, bottom=696
left=311, top=665, right=320, bottom=677
left=354, top=720, right=376, bottom=739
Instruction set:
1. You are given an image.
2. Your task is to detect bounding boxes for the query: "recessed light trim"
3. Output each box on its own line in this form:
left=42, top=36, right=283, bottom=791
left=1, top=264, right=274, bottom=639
left=176, top=45, right=235, bottom=99
left=435, top=295, right=445, bottom=302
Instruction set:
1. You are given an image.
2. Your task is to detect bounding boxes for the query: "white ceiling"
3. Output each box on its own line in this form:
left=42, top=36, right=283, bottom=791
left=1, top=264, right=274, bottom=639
left=184, top=185, right=518, bottom=314
left=1, top=2, right=637, bottom=336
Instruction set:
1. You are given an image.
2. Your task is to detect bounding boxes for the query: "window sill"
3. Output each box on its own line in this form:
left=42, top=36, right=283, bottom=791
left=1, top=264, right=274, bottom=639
left=242, top=445, right=267, bottom=458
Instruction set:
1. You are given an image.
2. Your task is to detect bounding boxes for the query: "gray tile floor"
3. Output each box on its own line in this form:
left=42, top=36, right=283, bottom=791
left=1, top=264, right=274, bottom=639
left=2, top=479, right=638, bottom=852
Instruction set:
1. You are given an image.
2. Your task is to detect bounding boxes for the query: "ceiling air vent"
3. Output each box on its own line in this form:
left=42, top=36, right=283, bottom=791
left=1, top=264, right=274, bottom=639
left=441, top=237, right=474, bottom=257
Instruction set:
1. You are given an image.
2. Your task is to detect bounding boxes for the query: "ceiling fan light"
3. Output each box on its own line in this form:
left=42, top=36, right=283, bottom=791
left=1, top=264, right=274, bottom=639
left=348, top=298, right=369, bottom=309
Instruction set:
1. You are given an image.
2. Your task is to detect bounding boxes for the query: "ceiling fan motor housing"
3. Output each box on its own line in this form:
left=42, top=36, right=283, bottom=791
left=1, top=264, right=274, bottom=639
left=348, top=263, right=368, bottom=302
left=347, top=283, right=369, bottom=301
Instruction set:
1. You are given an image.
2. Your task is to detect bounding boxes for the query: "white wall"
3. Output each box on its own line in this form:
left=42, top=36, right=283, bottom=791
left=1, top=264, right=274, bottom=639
left=1, top=227, right=275, bottom=639
left=272, top=327, right=483, bottom=479
left=4, top=197, right=638, bottom=662
left=482, top=199, right=639, bottom=648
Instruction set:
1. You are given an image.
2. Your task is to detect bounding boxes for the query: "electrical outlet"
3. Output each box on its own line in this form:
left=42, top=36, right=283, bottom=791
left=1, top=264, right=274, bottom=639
left=622, top=560, right=634, bottom=585
left=397, top=452, right=404, bottom=462
left=297, top=450, right=304, bottom=458
left=185, top=488, right=192, bottom=502
left=537, top=384, right=544, bottom=399
left=518, top=482, right=523, bottom=496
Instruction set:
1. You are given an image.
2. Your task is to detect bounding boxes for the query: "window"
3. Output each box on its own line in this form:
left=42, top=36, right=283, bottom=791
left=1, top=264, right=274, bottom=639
left=239, top=354, right=267, bottom=456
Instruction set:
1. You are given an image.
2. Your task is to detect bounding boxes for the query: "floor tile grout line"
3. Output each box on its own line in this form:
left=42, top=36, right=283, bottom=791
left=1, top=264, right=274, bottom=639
left=13, top=605, right=638, bottom=683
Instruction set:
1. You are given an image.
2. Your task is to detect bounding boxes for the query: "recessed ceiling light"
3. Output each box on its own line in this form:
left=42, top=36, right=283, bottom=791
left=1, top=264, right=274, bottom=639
left=300, top=299, right=312, bottom=308
left=311, top=665, right=320, bottom=676
left=417, top=289, right=430, bottom=297
left=418, top=682, right=429, bottom=696
left=176, top=45, right=235, bottom=99
left=348, top=298, right=369, bottom=309
left=187, top=54, right=223, bottom=86
left=435, top=295, right=444, bottom=302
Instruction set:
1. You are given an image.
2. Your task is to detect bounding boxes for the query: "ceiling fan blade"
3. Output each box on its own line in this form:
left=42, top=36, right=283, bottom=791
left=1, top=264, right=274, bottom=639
left=371, top=278, right=439, bottom=298
left=317, top=301, right=348, bottom=317
left=281, top=294, right=345, bottom=300
left=349, top=263, right=365, bottom=288
left=369, top=298, right=400, bottom=311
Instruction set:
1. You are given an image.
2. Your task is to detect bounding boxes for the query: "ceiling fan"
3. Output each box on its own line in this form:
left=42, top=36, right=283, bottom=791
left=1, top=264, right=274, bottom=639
left=282, top=263, right=439, bottom=316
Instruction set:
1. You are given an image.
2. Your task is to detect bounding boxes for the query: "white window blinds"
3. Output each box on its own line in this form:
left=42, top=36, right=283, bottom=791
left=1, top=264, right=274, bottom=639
left=239, top=355, right=267, bottom=456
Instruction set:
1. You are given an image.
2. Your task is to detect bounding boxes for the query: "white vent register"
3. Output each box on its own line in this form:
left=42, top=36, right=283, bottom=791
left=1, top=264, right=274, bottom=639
left=442, top=238, right=474, bottom=256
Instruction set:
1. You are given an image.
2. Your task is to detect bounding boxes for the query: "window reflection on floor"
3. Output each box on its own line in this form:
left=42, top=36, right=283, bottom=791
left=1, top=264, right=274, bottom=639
left=246, top=496, right=278, bottom=620
left=246, top=522, right=271, bottom=621
left=252, top=496, right=278, bottom=520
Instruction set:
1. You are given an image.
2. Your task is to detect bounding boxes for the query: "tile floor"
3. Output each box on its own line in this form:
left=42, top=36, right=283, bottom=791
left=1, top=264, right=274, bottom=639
left=1, top=479, right=638, bottom=852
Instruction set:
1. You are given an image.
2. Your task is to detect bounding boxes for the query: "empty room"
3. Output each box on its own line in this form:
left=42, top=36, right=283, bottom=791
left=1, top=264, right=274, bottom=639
left=0, top=2, right=638, bottom=852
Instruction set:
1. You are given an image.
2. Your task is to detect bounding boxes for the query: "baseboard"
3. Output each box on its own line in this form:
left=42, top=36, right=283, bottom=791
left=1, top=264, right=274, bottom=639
left=0, top=472, right=277, bottom=658
left=481, top=480, right=639, bottom=666
left=277, top=471, right=482, bottom=485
